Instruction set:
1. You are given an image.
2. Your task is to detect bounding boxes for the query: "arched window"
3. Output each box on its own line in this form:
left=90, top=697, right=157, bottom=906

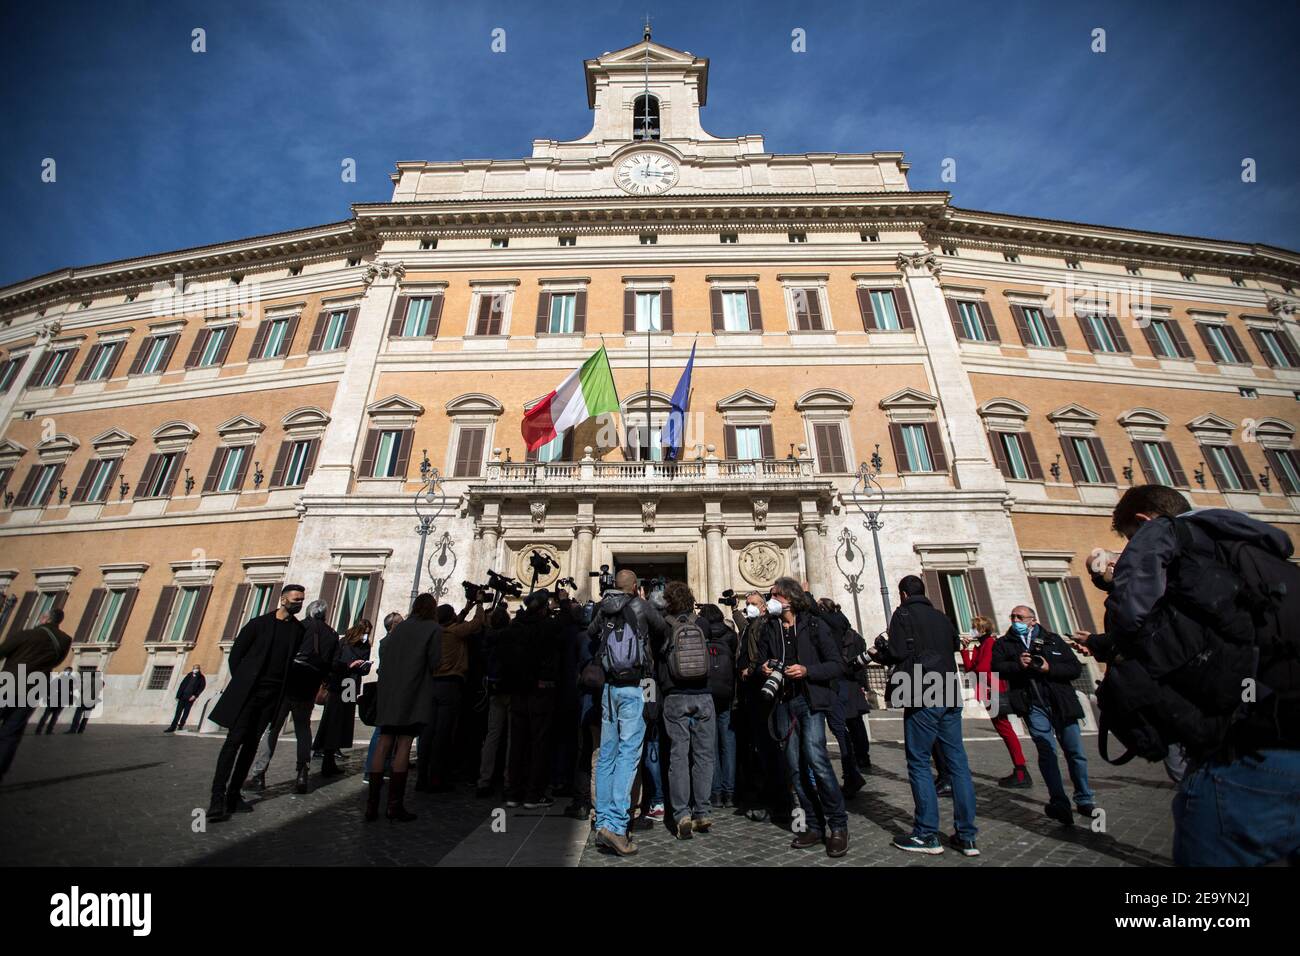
left=633, top=93, right=660, bottom=141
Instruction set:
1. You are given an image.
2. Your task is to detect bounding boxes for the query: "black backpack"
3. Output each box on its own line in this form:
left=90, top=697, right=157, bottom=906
left=1097, top=516, right=1300, bottom=763
left=705, top=631, right=735, bottom=703
left=838, top=626, right=869, bottom=687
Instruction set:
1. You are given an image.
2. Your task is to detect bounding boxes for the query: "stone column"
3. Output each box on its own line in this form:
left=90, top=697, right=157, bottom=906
left=0, top=319, right=60, bottom=429
left=704, top=521, right=727, bottom=600
left=304, top=261, right=406, bottom=497
left=800, top=520, right=829, bottom=598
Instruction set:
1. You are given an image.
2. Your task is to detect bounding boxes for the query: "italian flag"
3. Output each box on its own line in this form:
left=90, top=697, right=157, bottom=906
left=521, top=346, right=620, bottom=450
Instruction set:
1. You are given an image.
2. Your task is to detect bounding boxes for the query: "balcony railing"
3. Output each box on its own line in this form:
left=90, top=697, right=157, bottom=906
left=482, top=454, right=817, bottom=484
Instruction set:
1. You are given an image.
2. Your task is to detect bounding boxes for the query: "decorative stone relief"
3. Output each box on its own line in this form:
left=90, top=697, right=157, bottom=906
left=738, top=541, right=784, bottom=588
left=751, top=497, right=769, bottom=530
left=529, top=499, right=547, bottom=529
left=641, top=499, right=657, bottom=531
left=515, top=543, right=561, bottom=590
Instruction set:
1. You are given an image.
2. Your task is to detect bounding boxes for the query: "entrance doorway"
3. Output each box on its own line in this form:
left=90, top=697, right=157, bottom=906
left=611, top=555, right=688, bottom=593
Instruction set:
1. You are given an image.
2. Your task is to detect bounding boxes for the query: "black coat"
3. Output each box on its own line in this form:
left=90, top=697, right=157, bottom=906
left=755, top=612, right=844, bottom=713
left=209, top=611, right=305, bottom=728
left=176, top=672, right=206, bottom=701
left=374, top=618, right=442, bottom=728
left=991, top=626, right=1084, bottom=722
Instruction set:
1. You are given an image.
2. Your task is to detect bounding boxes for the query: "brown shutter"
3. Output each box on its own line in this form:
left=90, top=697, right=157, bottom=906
left=319, top=572, right=341, bottom=613
left=1266, top=450, right=1298, bottom=494
left=977, top=301, right=1000, bottom=342
left=475, top=295, right=494, bottom=336
left=659, top=289, right=673, bottom=333
left=856, top=288, right=876, bottom=330
left=340, top=307, right=359, bottom=348
left=28, top=351, right=53, bottom=386
left=70, top=460, right=96, bottom=503
left=302, top=438, right=320, bottom=483
left=1041, top=307, right=1064, bottom=347
left=202, top=448, right=225, bottom=493
left=128, top=339, right=151, bottom=375
left=230, top=446, right=251, bottom=490
left=1064, top=577, right=1096, bottom=632
left=156, top=334, right=178, bottom=372
left=1195, top=324, right=1222, bottom=362
left=893, top=288, right=915, bottom=329
left=1077, top=313, right=1102, bottom=352
left=1167, top=319, right=1193, bottom=359
left=887, top=422, right=909, bottom=472
left=221, top=584, right=252, bottom=643
left=624, top=290, right=637, bottom=333
left=268, top=441, right=291, bottom=488
left=212, top=326, right=234, bottom=366
left=1105, top=314, right=1131, bottom=353
left=393, top=429, right=413, bottom=478
left=164, top=452, right=185, bottom=498
left=945, top=299, right=965, bottom=338
left=746, top=289, right=763, bottom=331
left=278, top=314, right=300, bottom=357
left=1201, top=444, right=1229, bottom=490
left=12, top=466, right=39, bottom=507
left=988, top=430, right=1010, bottom=476
left=96, top=458, right=122, bottom=503
left=1059, top=437, right=1084, bottom=483
left=1226, top=446, right=1258, bottom=490
left=759, top=425, right=775, bottom=459
left=923, top=571, right=944, bottom=613
left=1162, top=441, right=1188, bottom=488
left=39, top=463, right=64, bottom=506
left=561, top=431, right=576, bottom=461
left=574, top=290, right=588, bottom=334
left=1249, top=329, right=1276, bottom=368
left=248, top=320, right=270, bottom=360
left=968, top=569, right=995, bottom=622
left=1009, top=305, right=1032, bottom=346
left=1090, top=437, right=1116, bottom=484
left=107, top=588, right=137, bottom=644
left=1139, top=319, right=1163, bottom=357
left=308, top=311, right=330, bottom=352
left=74, top=589, right=107, bottom=643
left=1027, top=578, right=1047, bottom=622
left=1018, top=434, right=1040, bottom=485
left=924, top=421, right=948, bottom=472
left=389, top=295, right=409, bottom=337
left=453, top=427, right=485, bottom=478
left=184, top=330, right=207, bottom=368
left=358, top=429, right=380, bottom=478
left=48, top=349, right=73, bottom=385
left=1275, top=328, right=1300, bottom=367
left=361, top=572, right=384, bottom=627
left=709, top=289, right=724, bottom=332
left=1223, top=325, right=1250, bottom=364
left=74, top=344, right=98, bottom=382
left=6, top=592, right=36, bottom=639
left=145, top=586, right=178, bottom=642
left=100, top=342, right=123, bottom=380
left=813, top=423, right=846, bottom=473
left=426, top=296, right=444, bottom=339
left=723, top=425, right=737, bottom=460
left=1131, top=440, right=1156, bottom=483
left=181, top=586, right=213, bottom=645
left=535, top=291, right=552, bottom=335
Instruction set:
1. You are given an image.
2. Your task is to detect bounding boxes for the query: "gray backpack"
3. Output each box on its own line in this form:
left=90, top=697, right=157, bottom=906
left=667, top=613, right=709, bottom=682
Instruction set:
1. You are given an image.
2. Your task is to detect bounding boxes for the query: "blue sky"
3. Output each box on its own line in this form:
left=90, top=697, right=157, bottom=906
left=2, top=0, right=1297, bottom=287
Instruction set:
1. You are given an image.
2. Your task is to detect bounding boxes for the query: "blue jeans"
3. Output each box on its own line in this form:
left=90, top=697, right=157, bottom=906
left=1026, top=705, right=1094, bottom=808
left=903, top=706, right=977, bottom=841
left=595, top=684, right=647, bottom=835
left=643, top=723, right=664, bottom=806
left=774, top=695, right=847, bottom=833
left=1173, top=749, right=1300, bottom=866
left=711, top=706, right=736, bottom=797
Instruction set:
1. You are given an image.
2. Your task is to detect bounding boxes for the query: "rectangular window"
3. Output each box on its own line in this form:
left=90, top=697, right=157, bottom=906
left=147, top=665, right=175, bottom=691
left=860, top=231, right=880, bottom=242
left=558, top=235, right=576, bottom=247
left=144, top=453, right=180, bottom=498
left=940, top=573, right=976, bottom=633
left=902, top=424, right=934, bottom=472
left=419, top=239, right=437, bottom=250
left=198, top=327, right=229, bottom=367
left=957, top=302, right=986, bottom=341
left=140, top=336, right=171, bottom=374
left=1138, top=441, right=1174, bottom=486
left=261, top=319, right=290, bottom=359
left=0, top=357, right=21, bottom=392
left=535, top=431, right=567, bottom=463
left=165, top=588, right=198, bottom=642
left=812, top=423, right=847, bottom=473
left=1257, top=329, right=1295, bottom=368
left=1207, top=445, right=1244, bottom=491
left=29, top=464, right=59, bottom=506
left=475, top=295, right=505, bottom=335
left=37, top=350, right=73, bottom=387
left=321, top=310, right=349, bottom=351
left=33, top=591, right=59, bottom=626
left=246, top=583, right=275, bottom=623
left=84, top=458, right=116, bottom=503
left=1037, top=579, right=1073, bottom=636
left=401, top=298, right=433, bottom=337
left=639, top=234, right=657, bottom=245
left=791, top=289, right=824, bottom=330
left=734, top=426, right=763, bottom=461
left=1271, top=450, right=1300, bottom=496
left=373, top=430, right=404, bottom=478
left=719, top=233, right=738, bottom=244
left=490, top=237, right=509, bottom=248
left=788, top=232, right=807, bottom=243
left=869, top=290, right=901, bottom=330
left=91, top=590, right=126, bottom=644
left=215, top=446, right=247, bottom=492
left=1004, top=252, right=1020, bottom=263
left=1204, top=325, right=1236, bottom=364
left=1071, top=437, right=1103, bottom=483
left=634, top=292, right=662, bottom=332
left=1087, top=314, right=1120, bottom=352
left=1021, top=307, right=1052, bottom=348
left=721, top=291, right=750, bottom=332
left=549, top=293, right=577, bottom=334
left=1127, top=265, right=1142, bottom=276
left=335, top=575, right=370, bottom=631
left=1001, top=433, right=1030, bottom=480
left=453, top=427, right=486, bottom=478
left=283, top=440, right=312, bottom=486
left=1150, top=319, right=1179, bottom=358
left=87, top=343, right=120, bottom=381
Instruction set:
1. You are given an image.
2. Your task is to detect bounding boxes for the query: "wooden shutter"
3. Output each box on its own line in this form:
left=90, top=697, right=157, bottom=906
left=212, top=326, right=234, bottom=366
left=145, top=586, right=177, bottom=642
left=945, top=299, right=966, bottom=339
left=74, top=589, right=107, bottom=643
left=229, top=446, right=251, bottom=490
left=856, top=288, right=876, bottom=330
left=50, top=349, right=74, bottom=386
left=1131, top=440, right=1156, bottom=483
left=202, top=448, right=226, bottom=493
left=1196, top=324, right=1223, bottom=362
left=709, top=289, right=724, bottom=333
left=574, top=290, right=588, bottom=334
left=1201, top=444, right=1228, bottom=490
left=70, top=459, right=97, bottom=503
left=221, top=584, right=251, bottom=643
left=248, top=320, right=270, bottom=361
left=184, top=330, right=208, bottom=368
left=813, top=423, right=847, bottom=473
left=389, top=296, right=409, bottom=338
left=1020, top=432, right=1044, bottom=480
left=308, top=311, right=330, bottom=351
left=988, top=430, right=1010, bottom=476
left=1077, top=313, right=1102, bottom=352
left=894, top=289, right=915, bottom=329
left=1166, top=319, right=1193, bottom=359
left=278, top=314, right=300, bottom=357
left=1162, top=441, right=1188, bottom=488
left=977, top=301, right=1000, bottom=342
left=75, top=345, right=99, bottom=382
left=181, top=586, right=213, bottom=645
left=6, top=592, right=36, bottom=639
left=1059, top=436, right=1084, bottom=483
left=108, top=588, right=137, bottom=644
left=535, top=291, right=552, bottom=335
left=624, top=290, right=637, bottom=333
left=1274, top=327, right=1300, bottom=367
left=967, top=569, right=995, bottom=622
left=128, top=339, right=151, bottom=375
left=302, top=439, right=320, bottom=484
left=28, top=351, right=53, bottom=387
left=1139, top=320, right=1163, bottom=357
left=723, top=425, right=737, bottom=460
left=888, top=423, right=910, bottom=473
left=1223, top=326, right=1250, bottom=364
left=759, top=424, right=775, bottom=460
left=1027, top=578, right=1047, bottom=623
left=453, top=427, right=485, bottom=478
left=746, top=289, right=763, bottom=331
left=1010, top=305, right=1032, bottom=346
left=36, top=463, right=64, bottom=506
left=163, top=453, right=185, bottom=498
left=12, top=466, right=39, bottom=507
left=392, top=429, right=413, bottom=478
left=426, top=296, right=444, bottom=339
left=1089, top=437, right=1116, bottom=484
left=1249, top=328, right=1277, bottom=367
left=1064, top=577, right=1096, bottom=632
left=1266, top=449, right=1299, bottom=494
left=319, top=572, right=341, bottom=613
left=923, top=422, right=948, bottom=473
left=1041, top=307, right=1065, bottom=347
left=1105, top=315, right=1131, bottom=352
left=99, top=342, right=123, bottom=380
left=475, top=296, right=493, bottom=336
left=358, top=429, right=380, bottom=478
left=658, top=289, right=672, bottom=333
left=1226, top=446, right=1258, bottom=490
left=361, top=572, right=384, bottom=628
left=267, top=441, right=291, bottom=488
left=340, top=307, right=360, bottom=348
left=923, top=571, right=945, bottom=613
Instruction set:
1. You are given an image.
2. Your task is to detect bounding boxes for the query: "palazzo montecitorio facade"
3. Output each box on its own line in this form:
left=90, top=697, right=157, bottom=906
left=1, top=36, right=1298, bottom=725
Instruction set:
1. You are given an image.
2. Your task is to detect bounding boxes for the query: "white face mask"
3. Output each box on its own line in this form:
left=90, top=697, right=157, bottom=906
left=766, top=598, right=785, bottom=617
left=745, top=604, right=761, bottom=619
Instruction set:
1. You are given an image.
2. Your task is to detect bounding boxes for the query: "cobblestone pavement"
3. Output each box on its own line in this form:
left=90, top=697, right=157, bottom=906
left=0, top=717, right=1175, bottom=867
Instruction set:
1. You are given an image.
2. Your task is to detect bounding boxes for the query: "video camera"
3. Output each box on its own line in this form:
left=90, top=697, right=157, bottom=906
left=556, top=576, right=578, bottom=592
left=589, top=563, right=615, bottom=594
left=527, top=550, right=557, bottom=580
left=718, top=588, right=738, bottom=608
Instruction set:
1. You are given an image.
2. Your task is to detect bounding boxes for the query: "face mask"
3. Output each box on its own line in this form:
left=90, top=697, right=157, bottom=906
left=745, top=604, right=761, bottom=619
left=766, top=598, right=785, bottom=617
left=1011, top=621, right=1029, bottom=637
left=285, top=601, right=303, bottom=614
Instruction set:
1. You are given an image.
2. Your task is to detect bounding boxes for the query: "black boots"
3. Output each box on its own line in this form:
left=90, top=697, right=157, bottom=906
left=321, top=754, right=343, bottom=777
left=387, top=771, right=416, bottom=822
left=207, top=795, right=230, bottom=823
left=365, top=773, right=384, bottom=822
left=295, top=764, right=310, bottom=794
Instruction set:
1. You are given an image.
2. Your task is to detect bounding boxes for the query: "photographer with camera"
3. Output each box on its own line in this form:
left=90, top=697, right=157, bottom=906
left=757, top=577, right=850, bottom=857
left=873, top=575, right=978, bottom=856
left=812, top=595, right=870, bottom=796
left=475, top=604, right=514, bottom=797
left=504, top=589, right=563, bottom=810
left=732, top=590, right=785, bottom=822
left=991, top=605, right=1094, bottom=828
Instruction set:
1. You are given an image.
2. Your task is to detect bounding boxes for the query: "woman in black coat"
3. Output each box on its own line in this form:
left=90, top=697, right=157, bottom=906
left=315, top=619, right=373, bottom=776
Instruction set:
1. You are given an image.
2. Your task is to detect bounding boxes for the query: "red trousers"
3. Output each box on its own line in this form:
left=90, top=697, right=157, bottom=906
left=990, top=712, right=1027, bottom=767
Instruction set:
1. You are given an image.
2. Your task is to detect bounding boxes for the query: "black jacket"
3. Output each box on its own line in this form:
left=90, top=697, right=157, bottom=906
left=991, top=625, right=1084, bottom=722
left=878, top=595, right=959, bottom=674
left=285, top=618, right=341, bottom=702
left=655, top=612, right=712, bottom=696
left=374, top=618, right=442, bottom=727
left=755, top=611, right=844, bottom=713
left=586, top=590, right=669, bottom=686
left=176, top=671, right=206, bottom=701
left=209, top=611, right=304, bottom=728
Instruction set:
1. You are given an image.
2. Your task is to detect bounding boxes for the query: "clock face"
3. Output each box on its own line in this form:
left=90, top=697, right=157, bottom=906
left=614, top=152, right=679, bottom=195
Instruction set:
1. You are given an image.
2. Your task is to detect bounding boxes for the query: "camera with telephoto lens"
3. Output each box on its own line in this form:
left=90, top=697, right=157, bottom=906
left=485, top=569, right=523, bottom=598
left=528, top=550, right=557, bottom=579
left=556, top=576, right=578, bottom=591
left=461, top=580, right=489, bottom=602
left=1029, top=635, right=1048, bottom=669
left=760, top=659, right=786, bottom=702
left=589, top=564, right=615, bottom=594
left=718, top=588, right=738, bottom=607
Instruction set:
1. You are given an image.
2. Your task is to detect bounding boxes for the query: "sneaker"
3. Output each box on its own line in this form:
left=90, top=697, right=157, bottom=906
left=633, top=814, right=657, bottom=830
left=721, top=793, right=735, bottom=808
left=745, top=807, right=769, bottom=823
left=1044, top=802, right=1075, bottom=827
left=691, top=817, right=713, bottom=833
left=505, top=799, right=522, bottom=808
left=523, top=796, right=555, bottom=809
left=646, top=803, right=665, bottom=820
left=709, top=792, right=723, bottom=808
left=675, top=817, right=694, bottom=840
left=948, top=833, right=980, bottom=857
left=934, top=780, right=953, bottom=798
left=998, top=767, right=1033, bottom=789
left=892, top=833, right=943, bottom=855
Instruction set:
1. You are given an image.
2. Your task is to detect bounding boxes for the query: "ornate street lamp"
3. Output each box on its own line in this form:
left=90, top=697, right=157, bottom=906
left=849, top=447, right=892, bottom=622
left=410, top=451, right=450, bottom=607
left=834, top=526, right=867, bottom=637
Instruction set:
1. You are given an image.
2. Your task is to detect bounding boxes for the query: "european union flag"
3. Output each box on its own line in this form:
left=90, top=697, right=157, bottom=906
left=661, top=341, right=696, bottom=461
